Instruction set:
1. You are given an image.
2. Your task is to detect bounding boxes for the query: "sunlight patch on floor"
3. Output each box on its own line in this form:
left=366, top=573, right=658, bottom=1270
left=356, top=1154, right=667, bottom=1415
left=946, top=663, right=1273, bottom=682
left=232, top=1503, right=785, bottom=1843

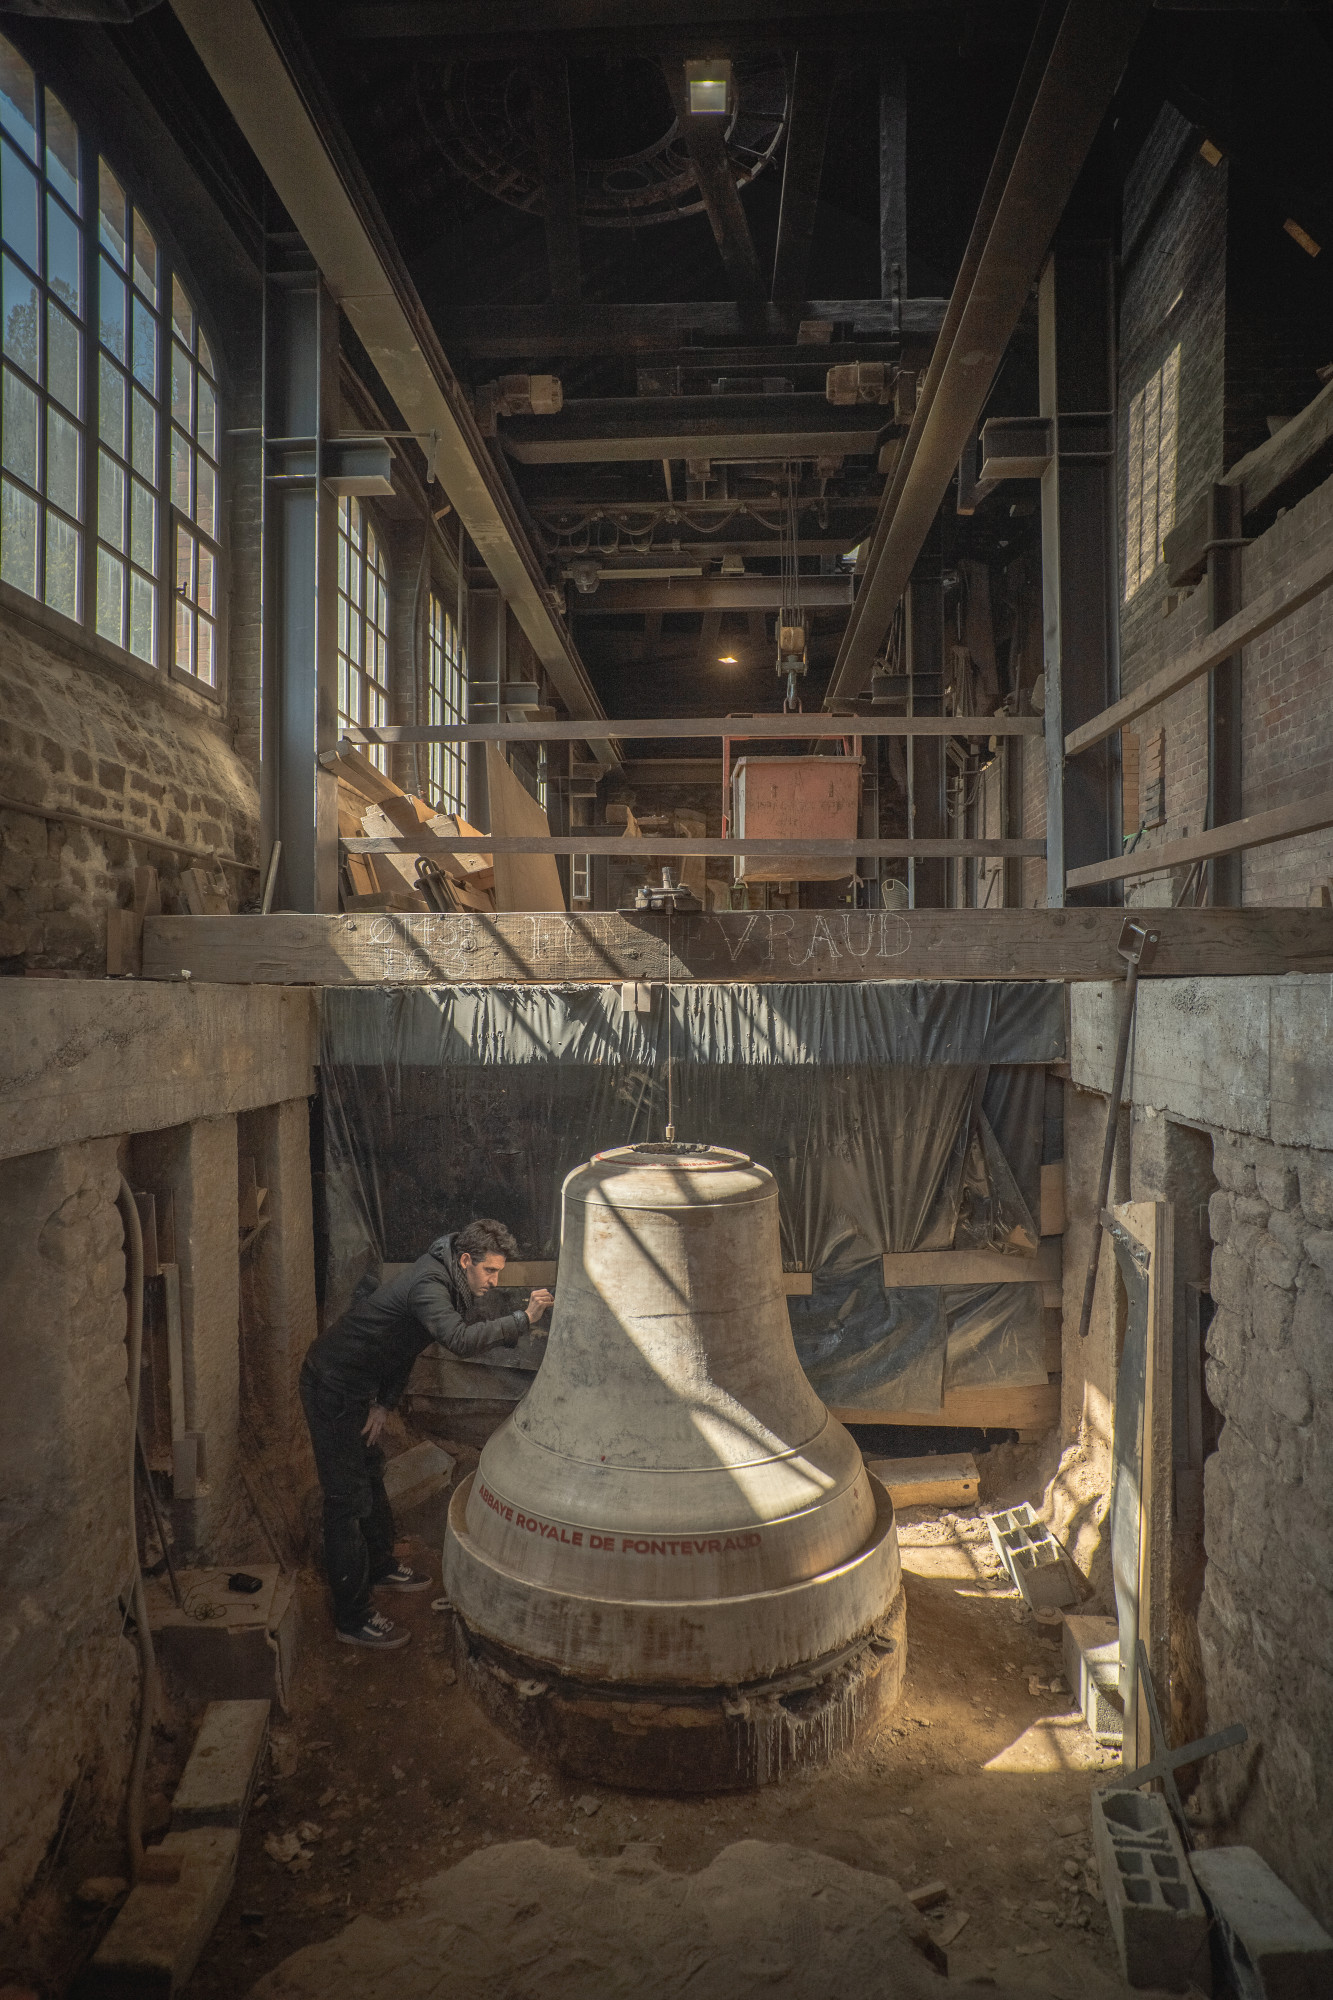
left=984, top=1711, right=1118, bottom=1775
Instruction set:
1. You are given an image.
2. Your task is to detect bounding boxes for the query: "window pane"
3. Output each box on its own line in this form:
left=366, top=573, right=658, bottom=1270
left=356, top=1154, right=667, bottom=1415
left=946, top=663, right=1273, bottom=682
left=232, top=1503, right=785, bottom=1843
left=44, top=90, right=78, bottom=210
left=170, top=423, right=190, bottom=512
left=97, top=447, right=125, bottom=550
left=130, top=386, right=155, bottom=479
left=129, top=476, right=155, bottom=571
left=196, top=538, right=214, bottom=614
left=99, top=258, right=126, bottom=359
left=129, top=567, right=154, bottom=661
left=197, top=326, right=214, bottom=379
left=0, top=40, right=36, bottom=161
left=45, top=195, right=80, bottom=313
left=170, top=274, right=193, bottom=347
left=98, top=354, right=125, bottom=451
left=1, top=362, right=37, bottom=484
left=46, top=301, right=79, bottom=413
left=46, top=405, right=79, bottom=516
left=195, top=453, right=215, bottom=537
left=44, top=507, right=77, bottom=618
left=130, top=293, right=156, bottom=392
left=2, top=140, right=39, bottom=273
left=2, top=253, right=36, bottom=373
left=132, top=211, right=157, bottom=304
left=0, top=471, right=36, bottom=593
left=95, top=542, right=123, bottom=641
left=174, top=521, right=193, bottom=594
left=174, top=592, right=192, bottom=672
left=196, top=612, right=215, bottom=687
left=196, top=371, right=216, bottom=457
left=170, top=339, right=190, bottom=428
left=98, top=160, right=126, bottom=265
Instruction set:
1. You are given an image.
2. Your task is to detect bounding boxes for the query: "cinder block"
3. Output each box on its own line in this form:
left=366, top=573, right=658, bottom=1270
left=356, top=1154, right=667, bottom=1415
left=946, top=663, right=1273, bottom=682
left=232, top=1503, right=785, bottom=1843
left=1091, top=1788, right=1211, bottom=1993
left=1190, top=1845, right=1333, bottom=1999
left=80, top=1827, right=240, bottom=1998
left=1063, top=1613, right=1124, bottom=1746
left=984, top=1503, right=1077, bottom=1611
left=170, top=1699, right=269, bottom=1830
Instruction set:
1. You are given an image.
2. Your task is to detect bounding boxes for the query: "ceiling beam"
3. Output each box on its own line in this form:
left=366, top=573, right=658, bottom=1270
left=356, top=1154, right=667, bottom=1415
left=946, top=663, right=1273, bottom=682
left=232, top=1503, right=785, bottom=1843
left=661, top=59, right=765, bottom=307
left=827, top=0, right=1152, bottom=701
left=170, top=0, right=616, bottom=764
left=528, top=59, right=582, bottom=306
left=344, top=714, right=1043, bottom=744
left=438, top=299, right=948, bottom=358
left=335, top=3, right=981, bottom=31
left=502, top=394, right=889, bottom=463
left=771, top=53, right=842, bottom=303
left=574, top=577, right=852, bottom=612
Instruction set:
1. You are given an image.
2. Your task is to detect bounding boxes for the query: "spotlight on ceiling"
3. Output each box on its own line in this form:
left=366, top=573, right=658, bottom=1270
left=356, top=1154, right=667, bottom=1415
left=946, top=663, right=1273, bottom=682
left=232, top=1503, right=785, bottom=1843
left=717, top=655, right=739, bottom=665
left=685, top=59, right=732, bottom=116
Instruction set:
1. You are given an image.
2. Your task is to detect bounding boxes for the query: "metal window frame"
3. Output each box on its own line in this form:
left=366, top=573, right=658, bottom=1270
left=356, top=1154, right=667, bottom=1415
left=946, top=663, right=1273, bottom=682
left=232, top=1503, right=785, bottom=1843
left=426, top=585, right=466, bottom=819
left=336, top=491, right=392, bottom=771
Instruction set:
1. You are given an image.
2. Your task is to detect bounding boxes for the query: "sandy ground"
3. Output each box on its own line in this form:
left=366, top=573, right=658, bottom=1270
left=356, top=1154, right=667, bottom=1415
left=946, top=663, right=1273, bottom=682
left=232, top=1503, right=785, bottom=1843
left=163, top=1503, right=1162, bottom=1999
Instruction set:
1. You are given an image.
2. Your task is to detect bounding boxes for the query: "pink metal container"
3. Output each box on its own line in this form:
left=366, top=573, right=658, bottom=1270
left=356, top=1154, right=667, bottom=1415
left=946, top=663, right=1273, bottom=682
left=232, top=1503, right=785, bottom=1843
left=731, top=754, right=863, bottom=880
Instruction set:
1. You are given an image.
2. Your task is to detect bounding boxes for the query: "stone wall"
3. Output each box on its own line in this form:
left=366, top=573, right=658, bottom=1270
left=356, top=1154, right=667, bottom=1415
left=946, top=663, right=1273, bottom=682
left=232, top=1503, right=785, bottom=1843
left=0, top=1140, right=139, bottom=1918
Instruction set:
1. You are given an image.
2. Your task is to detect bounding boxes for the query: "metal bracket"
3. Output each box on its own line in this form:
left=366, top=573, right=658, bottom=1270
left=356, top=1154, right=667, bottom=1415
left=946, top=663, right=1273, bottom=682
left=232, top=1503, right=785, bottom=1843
left=1117, top=917, right=1160, bottom=972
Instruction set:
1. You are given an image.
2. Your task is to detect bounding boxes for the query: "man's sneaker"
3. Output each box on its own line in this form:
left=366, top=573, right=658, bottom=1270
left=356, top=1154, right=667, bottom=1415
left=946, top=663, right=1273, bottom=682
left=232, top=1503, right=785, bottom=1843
left=335, top=1611, right=410, bottom=1650
left=375, top=1562, right=431, bottom=1593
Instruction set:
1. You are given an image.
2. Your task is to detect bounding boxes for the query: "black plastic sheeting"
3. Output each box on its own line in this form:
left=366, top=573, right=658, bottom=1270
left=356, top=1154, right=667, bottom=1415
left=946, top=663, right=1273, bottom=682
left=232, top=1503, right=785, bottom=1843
left=319, top=982, right=1064, bottom=1414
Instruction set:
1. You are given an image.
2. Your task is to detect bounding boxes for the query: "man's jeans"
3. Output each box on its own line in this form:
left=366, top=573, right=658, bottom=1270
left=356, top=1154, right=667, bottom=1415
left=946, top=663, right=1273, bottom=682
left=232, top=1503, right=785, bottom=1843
left=299, top=1363, right=397, bottom=1632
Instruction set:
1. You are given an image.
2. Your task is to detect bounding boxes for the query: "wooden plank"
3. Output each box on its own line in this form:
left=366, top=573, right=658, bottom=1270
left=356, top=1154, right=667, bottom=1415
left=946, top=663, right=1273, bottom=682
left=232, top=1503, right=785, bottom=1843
left=1164, top=376, right=1333, bottom=585
left=1066, top=785, right=1333, bottom=891
left=485, top=744, right=565, bottom=912
left=343, top=714, right=1043, bottom=745
left=1065, top=540, right=1333, bottom=758
left=1040, top=1161, right=1066, bottom=1237
left=864, top=1451, right=979, bottom=1509
left=140, top=906, right=1333, bottom=986
left=883, top=1239, right=1061, bottom=1288
left=343, top=833, right=1045, bottom=861
left=828, top=1378, right=1059, bottom=1433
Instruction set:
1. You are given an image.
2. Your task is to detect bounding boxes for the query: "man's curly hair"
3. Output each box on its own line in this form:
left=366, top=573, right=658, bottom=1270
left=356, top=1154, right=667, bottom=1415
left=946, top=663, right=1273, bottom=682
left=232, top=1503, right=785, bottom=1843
left=456, top=1217, right=519, bottom=1262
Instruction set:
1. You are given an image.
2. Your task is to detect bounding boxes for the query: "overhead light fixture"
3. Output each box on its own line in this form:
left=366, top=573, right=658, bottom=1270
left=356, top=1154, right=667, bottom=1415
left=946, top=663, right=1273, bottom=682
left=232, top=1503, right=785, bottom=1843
left=685, top=58, right=731, bottom=116
left=718, top=655, right=739, bottom=665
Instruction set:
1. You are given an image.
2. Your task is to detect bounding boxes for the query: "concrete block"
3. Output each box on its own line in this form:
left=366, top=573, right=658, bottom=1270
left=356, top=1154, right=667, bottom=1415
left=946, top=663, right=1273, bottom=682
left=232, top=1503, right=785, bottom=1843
left=147, top=1567, right=297, bottom=1710
left=170, top=1700, right=269, bottom=1831
left=1091, top=1788, right=1210, bottom=1992
left=1062, top=1612, right=1124, bottom=1747
left=81, top=1827, right=240, bottom=1997
left=1190, top=1845, right=1333, bottom=2000
left=382, top=1439, right=457, bottom=1541
left=985, top=1504, right=1078, bottom=1611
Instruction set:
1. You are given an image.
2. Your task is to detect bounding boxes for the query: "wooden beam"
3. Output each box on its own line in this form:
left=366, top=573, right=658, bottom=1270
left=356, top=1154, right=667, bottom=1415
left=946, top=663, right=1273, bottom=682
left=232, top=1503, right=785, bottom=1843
left=772, top=52, right=841, bottom=302
left=1065, top=539, right=1333, bottom=759
left=882, top=1240, right=1061, bottom=1289
left=139, top=907, right=1333, bottom=987
left=1164, top=375, right=1333, bottom=587
left=1066, top=786, right=1333, bottom=891
left=528, top=59, right=582, bottom=305
left=580, top=576, right=852, bottom=613
left=829, top=1379, right=1060, bottom=1434
left=438, top=299, right=947, bottom=358
left=341, top=714, right=1043, bottom=745
left=662, top=59, right=765, bottom=306
left=343, top=833, right=1046, bottom=859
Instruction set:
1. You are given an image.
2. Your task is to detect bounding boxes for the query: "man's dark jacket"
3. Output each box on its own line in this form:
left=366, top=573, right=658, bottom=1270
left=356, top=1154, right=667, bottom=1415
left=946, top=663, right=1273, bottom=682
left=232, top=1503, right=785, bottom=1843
left=303, top=1234, right=530, bottom=1411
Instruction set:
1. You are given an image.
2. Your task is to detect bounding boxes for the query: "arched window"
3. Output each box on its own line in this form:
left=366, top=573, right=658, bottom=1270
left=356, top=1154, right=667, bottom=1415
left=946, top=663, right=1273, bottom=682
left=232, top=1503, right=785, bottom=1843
left=426, top=588, right=466, bottom=817
left=0, top=36, right=222, bottom=684
left=337, top=494, right=390, bottom=772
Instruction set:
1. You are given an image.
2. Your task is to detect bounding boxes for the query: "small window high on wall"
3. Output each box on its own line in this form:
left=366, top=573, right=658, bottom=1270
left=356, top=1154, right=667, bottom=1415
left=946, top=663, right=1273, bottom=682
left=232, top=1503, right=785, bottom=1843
left=0, top=35, right=222, bottom=686
left=1124, top=344, right=1180, bottom=601
left=426, top=589, right=466, bottom=817
left=337, top=494, right=390, bottom=772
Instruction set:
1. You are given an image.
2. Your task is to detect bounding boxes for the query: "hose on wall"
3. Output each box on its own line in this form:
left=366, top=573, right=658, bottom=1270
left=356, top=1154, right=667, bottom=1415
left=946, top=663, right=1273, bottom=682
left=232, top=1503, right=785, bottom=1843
left=116, top=1174, right=158, bottom=1885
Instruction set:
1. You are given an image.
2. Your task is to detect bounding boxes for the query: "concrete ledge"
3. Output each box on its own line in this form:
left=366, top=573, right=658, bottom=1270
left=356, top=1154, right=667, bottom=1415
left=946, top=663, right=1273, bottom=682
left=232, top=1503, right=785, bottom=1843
left=0, top=983, right=318, bottom=1162
left=170, top=1699, right=269, bottom=1830
left=1190, top=1845, right=1333, bottom=1998
left=81, top=1827, right=239, bottom=1998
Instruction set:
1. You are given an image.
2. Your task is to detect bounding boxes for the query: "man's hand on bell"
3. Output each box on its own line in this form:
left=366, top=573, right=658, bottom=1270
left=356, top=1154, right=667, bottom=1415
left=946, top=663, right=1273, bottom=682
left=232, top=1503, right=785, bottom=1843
left=525, top=1287, right=555, bottom=1329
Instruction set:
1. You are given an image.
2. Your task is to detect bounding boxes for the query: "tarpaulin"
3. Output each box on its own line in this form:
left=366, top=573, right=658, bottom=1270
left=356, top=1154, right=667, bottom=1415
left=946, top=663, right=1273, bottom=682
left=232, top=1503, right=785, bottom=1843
left=318, top=981, right=1063, bottom=1414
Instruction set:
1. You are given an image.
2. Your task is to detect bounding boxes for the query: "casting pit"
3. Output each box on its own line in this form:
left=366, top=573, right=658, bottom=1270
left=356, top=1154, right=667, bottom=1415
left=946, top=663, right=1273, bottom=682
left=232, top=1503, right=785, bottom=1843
left=443, top=1143, right=905, bottom=1789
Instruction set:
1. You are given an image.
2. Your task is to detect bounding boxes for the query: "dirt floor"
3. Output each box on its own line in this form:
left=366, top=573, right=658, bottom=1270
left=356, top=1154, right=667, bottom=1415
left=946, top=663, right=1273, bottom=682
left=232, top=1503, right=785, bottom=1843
left=151, top=1495, right=1168, bottom=2000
